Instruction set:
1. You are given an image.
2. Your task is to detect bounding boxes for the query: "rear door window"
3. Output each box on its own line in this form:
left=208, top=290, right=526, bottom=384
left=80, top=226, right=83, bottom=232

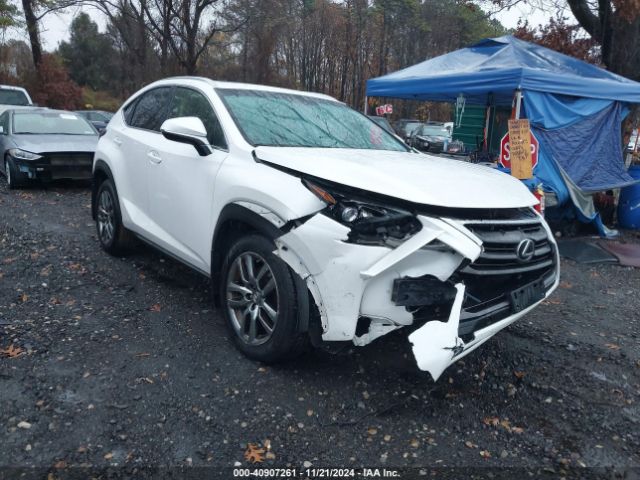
left=129, top=87, right=172, bottom=131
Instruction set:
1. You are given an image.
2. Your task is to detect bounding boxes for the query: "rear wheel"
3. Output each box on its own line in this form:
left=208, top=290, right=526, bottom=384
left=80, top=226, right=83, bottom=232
left=95, top=179, right=135, bottom=255
left=220, top=234, right=309, bottom=363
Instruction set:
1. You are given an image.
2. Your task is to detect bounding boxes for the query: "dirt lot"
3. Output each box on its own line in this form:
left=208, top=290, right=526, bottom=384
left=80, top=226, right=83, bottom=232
left=1, top=181, right=639, bottom=478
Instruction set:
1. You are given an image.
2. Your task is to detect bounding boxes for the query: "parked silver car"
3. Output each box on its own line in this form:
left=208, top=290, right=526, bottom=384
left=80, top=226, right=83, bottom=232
left=0, top=108, right=99, bottom=188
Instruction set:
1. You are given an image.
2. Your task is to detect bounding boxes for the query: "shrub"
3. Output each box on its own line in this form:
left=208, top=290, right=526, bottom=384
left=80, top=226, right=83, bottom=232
left=30, top=54, right=83, bottom=110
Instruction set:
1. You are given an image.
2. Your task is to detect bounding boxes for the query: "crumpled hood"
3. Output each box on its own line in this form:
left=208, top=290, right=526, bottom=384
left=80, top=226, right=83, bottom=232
left=255, top=147, right=537, bottom=209
left=13, top=134, right=99, bottom=154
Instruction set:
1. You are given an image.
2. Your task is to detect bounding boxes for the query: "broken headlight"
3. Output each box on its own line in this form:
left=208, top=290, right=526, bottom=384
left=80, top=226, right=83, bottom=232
left=303, top=179, right=421, bottom=246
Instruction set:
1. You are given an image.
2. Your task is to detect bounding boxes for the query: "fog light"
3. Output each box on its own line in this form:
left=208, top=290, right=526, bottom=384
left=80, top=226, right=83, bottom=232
left=341, top=206, right=359, bottom=223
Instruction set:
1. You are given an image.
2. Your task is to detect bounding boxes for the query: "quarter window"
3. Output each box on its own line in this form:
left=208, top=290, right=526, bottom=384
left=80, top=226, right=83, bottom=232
left=129, top=87, right=172, bottom=131
left=168, top=87, right=227, bottom=149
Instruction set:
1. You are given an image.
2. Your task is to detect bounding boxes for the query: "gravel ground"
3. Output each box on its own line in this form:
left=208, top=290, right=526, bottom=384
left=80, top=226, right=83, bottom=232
left=0, top=181, right=639, bottom=478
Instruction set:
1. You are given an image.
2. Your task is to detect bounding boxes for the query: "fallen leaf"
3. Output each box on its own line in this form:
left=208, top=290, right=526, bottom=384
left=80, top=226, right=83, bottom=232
left=511, top=427, right=525, bottom=434
left=17, top=421, right=31, bottom=429
left=410, top=438, right=420, bottom=448
left=482, top=416, right=499, bottom=426
left=514, top=371, right=526, bottom=379
left=559, top=281, right=573, bottom=289
left=244, top=443, right=265, bottom=463
left=68, top=263, right=86, bottom=274
left=53, top=460, right=67, bottom=469
left=104, top=452, right=113, bottom=460
left=1, top=344, right=24, bottom=358
left=543, top=298, right=562, bottom=305
left=367, top=427, right=377, bottom=435
left=135, top=352, right=151, bottom=358
left=480, top=450, right=492, bottom=458
left=20, top=293, right=28, bottom=302
left=149, top=304, right=161, bottom=313
left=605, top=343, right=621, bottom=350
left=465, top=441, right=478, bottom=449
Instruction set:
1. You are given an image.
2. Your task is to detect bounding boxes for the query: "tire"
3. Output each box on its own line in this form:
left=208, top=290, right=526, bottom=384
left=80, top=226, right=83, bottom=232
left=4, top=157, right=26, bottom=189
left=95, top=178, right=135, bottom=255
left=220, top=234, right=309, bottom=363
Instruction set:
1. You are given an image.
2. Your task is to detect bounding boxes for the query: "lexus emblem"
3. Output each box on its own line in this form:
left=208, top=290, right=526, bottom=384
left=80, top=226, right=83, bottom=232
left=516, top=238, right=536, bottom=262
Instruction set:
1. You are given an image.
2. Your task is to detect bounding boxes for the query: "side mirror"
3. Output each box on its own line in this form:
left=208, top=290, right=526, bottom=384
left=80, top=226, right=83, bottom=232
left=160, top=117, right=211, bottom=156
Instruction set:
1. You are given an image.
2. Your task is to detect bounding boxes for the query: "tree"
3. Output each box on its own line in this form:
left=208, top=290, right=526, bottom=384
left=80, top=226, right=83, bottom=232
left=19, top=1, right=81, bottom=69
left=21, top=0, right=42, bottom=68
left=58, top=12, right=116, bottom=90
left=514, top=16, right=600, bottom=64
left=0, top=0, right=19, bottom=29
left=566, top=0, right=640, bottom=80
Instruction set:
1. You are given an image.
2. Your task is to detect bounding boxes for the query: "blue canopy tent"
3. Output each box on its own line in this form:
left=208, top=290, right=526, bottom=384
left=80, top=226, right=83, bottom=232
left=366, top=35, right=640, bottom=235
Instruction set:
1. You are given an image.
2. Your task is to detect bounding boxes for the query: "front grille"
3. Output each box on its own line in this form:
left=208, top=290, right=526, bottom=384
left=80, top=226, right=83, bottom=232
left=43, top=152, right=93, bottom=180
left=47, top=152, right=93, bottom=167
left=462, top=219, right=554, bottom=276
left=451, top=214, right=557, bottom=339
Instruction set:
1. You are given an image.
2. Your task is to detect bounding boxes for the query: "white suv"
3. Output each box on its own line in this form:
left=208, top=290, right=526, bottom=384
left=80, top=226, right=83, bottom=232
left=92, top=77, right=559, bottom=380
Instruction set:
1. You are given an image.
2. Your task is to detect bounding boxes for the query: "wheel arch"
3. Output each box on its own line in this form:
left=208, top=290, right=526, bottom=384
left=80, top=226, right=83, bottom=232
left=92, top=160, right=114, bottom=220
left=211, top=203, right=311, bottom=334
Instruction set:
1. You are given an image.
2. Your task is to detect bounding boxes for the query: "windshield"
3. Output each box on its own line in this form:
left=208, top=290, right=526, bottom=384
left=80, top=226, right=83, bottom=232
left=420, top=125, right=449, bottom=137
left=217, top=89, right=408, bottom=151
left=13, top=112, right=96, bottom=135
left=0, top=89, right=30, bottom=106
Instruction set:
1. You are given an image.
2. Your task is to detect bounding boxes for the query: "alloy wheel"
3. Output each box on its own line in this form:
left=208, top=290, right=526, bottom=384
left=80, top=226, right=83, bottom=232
left=226, top=252, right=279, bottom=346
left=97, top=189, right=115, bottom=245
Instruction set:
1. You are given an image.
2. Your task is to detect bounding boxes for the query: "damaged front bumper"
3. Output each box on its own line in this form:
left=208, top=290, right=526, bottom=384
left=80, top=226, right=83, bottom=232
left=275, top=209, right=559, bottom=381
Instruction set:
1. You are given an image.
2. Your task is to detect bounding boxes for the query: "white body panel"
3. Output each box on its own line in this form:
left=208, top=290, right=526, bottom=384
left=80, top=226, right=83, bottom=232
left=255, top=146, right=538, bottom=209
left=94, top=77, right=559, bottom=381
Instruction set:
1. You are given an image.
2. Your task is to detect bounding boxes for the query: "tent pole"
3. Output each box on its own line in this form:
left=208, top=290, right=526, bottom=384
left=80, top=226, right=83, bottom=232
left=514, top=89, right=522, bottom=119
left=364, top=96, right=368, bottom=115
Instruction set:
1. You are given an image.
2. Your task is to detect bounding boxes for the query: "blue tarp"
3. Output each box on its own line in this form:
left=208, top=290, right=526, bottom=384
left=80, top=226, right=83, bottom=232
left=525, top=93, right=636, bottom=192
left=366, top=35, right=640, bottom=104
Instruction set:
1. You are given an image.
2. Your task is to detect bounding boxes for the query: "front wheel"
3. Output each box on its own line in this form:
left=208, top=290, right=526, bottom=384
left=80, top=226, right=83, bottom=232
left=220, top=234, right=308, bottom=363
left=4, top=158, right=26, bottom=189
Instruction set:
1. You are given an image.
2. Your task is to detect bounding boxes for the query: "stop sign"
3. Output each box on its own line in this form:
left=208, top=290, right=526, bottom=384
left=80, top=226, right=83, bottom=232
left=499, top=131, right=539, bottom=169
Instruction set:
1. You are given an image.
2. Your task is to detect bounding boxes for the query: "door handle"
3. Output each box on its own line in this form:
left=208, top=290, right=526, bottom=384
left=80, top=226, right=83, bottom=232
left=147, top=151, right=162, bottom=164
left=113, top=136, right=122, bottom=147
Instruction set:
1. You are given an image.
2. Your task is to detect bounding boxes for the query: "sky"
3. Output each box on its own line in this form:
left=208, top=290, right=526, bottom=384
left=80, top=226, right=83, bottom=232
left=14, top=2, right=575, bottom=51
